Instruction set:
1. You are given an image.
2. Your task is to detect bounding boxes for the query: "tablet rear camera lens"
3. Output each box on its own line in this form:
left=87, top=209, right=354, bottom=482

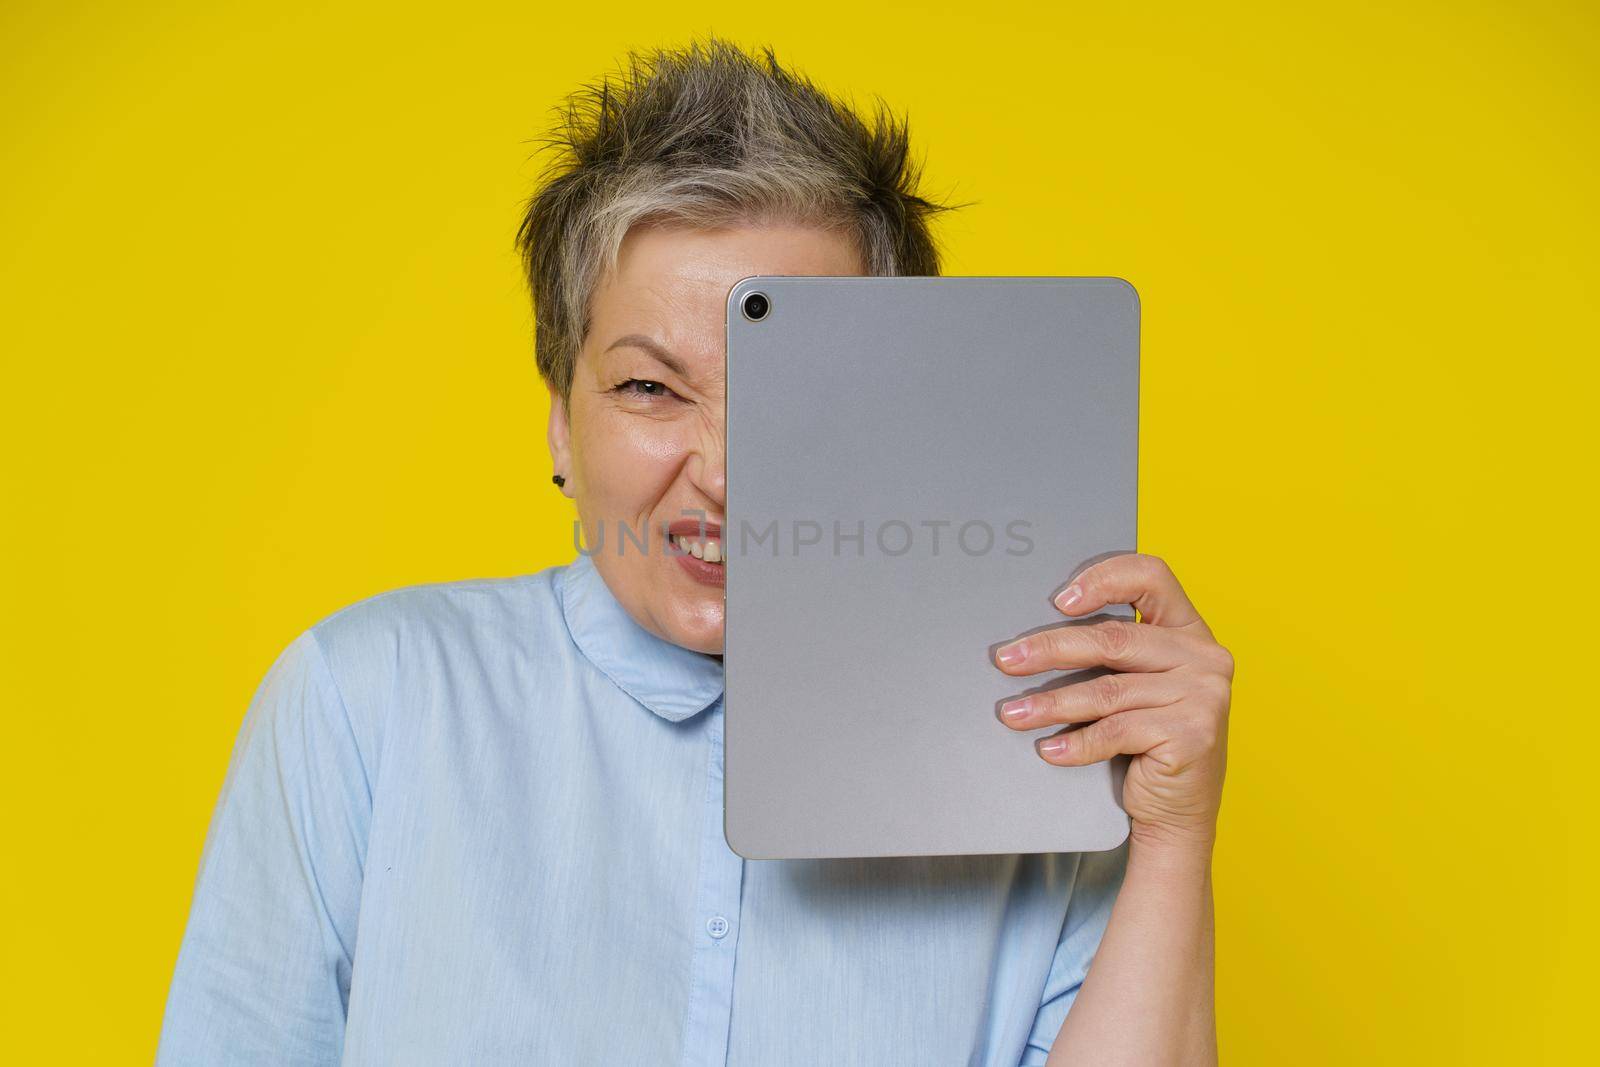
left=741, top=292, right=770, bottom=321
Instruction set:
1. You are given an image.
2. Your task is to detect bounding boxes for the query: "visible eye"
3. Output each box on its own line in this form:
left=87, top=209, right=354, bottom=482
left=613, top=378, right=679, bottom=401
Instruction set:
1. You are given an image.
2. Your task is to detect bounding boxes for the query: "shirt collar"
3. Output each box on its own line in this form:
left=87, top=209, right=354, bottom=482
left=558, top=552, right=725, bottom=722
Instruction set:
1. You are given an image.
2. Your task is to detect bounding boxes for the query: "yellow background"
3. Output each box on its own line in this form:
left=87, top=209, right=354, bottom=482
left=3, top=1, right=1595, bottom=1061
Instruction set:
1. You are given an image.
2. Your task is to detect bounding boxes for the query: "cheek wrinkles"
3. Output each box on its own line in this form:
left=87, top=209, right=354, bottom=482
left=691, top=405, right=726, bottom=503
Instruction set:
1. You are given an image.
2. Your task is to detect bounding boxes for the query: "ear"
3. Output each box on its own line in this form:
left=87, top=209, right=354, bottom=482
left=546, top=384, right=576, bottom=499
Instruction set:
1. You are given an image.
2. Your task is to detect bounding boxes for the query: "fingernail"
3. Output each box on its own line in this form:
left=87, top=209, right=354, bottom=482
left=1054, top=584, right=1083, bottom=611
left=1037, top=735, right=1068, bottom=757
left=999, top=697, right=1032, bottom=722
left=995, top=639, right=1029, bottom=667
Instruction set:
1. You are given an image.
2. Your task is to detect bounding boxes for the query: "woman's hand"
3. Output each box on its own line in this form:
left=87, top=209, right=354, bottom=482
left=993, top=553, right=1232, bottom=851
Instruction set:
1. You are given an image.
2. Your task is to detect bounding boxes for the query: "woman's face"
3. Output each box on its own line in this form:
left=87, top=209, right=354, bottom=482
left=548, top=219, right=866, bottom=655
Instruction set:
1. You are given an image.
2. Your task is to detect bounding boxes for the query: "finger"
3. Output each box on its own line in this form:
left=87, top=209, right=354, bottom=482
left=1053, top=553, right=1205, bottom=629
left=993, top=618, right=1206, bottom=676
left=1034, top=709, right=1171, bottom=765
left=997, top=671, right=1185, bottom=729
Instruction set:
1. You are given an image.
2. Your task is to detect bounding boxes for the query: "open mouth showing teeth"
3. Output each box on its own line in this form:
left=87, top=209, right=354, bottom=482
left=671, top=534, right=723, bottom=564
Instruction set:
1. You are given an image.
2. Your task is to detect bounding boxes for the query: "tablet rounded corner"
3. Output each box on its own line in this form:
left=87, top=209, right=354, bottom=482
left=1096, top=811, right=1133, bottom=853
left=722, top=808, right=767, bottom=861
left=1104, top=275, right=1141, bottom=318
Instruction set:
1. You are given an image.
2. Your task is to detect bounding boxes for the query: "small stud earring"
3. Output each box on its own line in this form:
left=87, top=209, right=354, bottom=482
left=551, top=474, right=566, bottom=489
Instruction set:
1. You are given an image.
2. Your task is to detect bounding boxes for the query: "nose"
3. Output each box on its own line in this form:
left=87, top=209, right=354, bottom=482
left=685, top=420, right=726, bottom=511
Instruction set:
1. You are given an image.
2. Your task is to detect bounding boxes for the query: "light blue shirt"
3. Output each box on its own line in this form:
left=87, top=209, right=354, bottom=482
left=157, top=552, right=1127, bottom=1065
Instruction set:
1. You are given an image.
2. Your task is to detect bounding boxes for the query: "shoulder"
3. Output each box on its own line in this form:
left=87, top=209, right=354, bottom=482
left=288, top=565, right=575, bottom=752
left=308, top=566, right=568, bottom=663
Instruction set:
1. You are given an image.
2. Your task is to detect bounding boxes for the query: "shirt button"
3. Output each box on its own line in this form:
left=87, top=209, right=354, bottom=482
left=706, top=915, right=730, bottom=939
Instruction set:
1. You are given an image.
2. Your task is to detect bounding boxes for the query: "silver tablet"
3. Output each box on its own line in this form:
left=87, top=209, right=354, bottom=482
left=723, top=276, right=1138, bottom=860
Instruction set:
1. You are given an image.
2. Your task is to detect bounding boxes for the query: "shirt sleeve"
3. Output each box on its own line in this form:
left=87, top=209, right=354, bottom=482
left=1018, top=837, right=1130, bottom=1066
left=156, top=628, right=373, bottom=1066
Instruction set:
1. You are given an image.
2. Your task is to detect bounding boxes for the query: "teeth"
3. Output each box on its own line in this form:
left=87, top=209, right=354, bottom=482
left=671, top=533, right=724, bottom=564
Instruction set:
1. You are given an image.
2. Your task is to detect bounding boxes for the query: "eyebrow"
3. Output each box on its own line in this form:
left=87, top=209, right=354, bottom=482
left=604, top=334, right=691, bottom=380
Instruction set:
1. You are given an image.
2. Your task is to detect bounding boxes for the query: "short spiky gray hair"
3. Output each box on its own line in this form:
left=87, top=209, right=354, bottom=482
left=515, top=36, right=960, bottom=398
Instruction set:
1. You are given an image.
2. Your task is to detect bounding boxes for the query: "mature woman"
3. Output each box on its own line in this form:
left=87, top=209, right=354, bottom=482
left=158, top=39, right=1232, bottom=1066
